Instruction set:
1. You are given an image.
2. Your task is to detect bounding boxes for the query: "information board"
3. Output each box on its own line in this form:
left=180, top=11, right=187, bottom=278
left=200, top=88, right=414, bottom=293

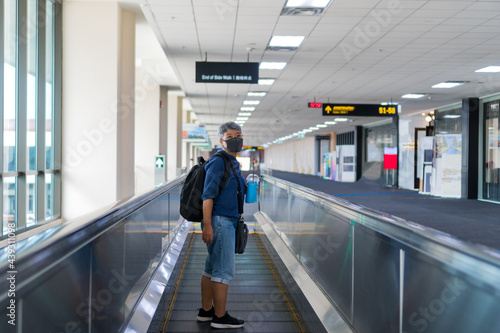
left=196, top=62, right=259, bottom=84
left=323, top=104, right=398, bottom=117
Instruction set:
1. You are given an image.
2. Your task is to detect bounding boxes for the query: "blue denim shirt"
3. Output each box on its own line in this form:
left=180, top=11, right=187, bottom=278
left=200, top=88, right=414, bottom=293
left=202, top=150, right=246, bottom=219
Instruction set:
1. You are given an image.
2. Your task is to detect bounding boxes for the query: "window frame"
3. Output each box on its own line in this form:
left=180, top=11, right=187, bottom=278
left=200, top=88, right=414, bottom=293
left=0, top=0, right=61, bottom=237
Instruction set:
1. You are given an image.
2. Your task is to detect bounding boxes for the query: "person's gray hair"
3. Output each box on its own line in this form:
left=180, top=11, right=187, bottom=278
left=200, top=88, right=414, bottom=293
left=218, top=122, right=242, bottom=139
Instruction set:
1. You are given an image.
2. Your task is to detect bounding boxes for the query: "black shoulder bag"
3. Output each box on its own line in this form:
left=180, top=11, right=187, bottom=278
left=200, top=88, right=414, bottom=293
left=219, top=153, right=248, bottom=254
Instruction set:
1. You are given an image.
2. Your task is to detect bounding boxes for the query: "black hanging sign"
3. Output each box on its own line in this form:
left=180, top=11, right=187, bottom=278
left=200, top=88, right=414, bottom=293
left=196, top=62, right=259, bottom=84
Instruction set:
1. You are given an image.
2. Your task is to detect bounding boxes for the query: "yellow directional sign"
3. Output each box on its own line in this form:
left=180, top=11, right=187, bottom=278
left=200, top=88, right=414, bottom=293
left=322, top=103, right=398, bottom=117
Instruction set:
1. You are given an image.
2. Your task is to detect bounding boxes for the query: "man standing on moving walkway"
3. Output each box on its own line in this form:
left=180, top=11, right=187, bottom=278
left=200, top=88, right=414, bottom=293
left=197, top=122, right=246, bottom=329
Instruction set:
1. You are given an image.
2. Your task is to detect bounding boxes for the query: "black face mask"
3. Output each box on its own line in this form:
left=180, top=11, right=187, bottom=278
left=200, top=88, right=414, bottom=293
left=223, top=137, right=243, bottom=153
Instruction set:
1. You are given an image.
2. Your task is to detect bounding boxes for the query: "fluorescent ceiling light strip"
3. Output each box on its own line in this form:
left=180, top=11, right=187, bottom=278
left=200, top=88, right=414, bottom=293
left=240, top=107, right=255, bottom=111
left=260, top=62, right=287, bottom=70
left=402, top=94, right=426, bottom=99
left=317, top=124, right=327, bottom=128
left=324, top=121, right=336, bottom=125
left=237, top=117, right=249, bottom=121
left=247, top=92, right=266, bottom=97
left=258, top=79, right=275, bottom=85
left=285, top=0, right=331, bottom=8
left=432, top=82, right=464, bottom=89
left=238, top=112, right=252, bottom=116
left=243, top=100, right=260, bottom=105
left=334, top=118, right=348, bottom=122
left=475, top=66, right=500, bottom=73
left=269, top=36, right=305, bottom=47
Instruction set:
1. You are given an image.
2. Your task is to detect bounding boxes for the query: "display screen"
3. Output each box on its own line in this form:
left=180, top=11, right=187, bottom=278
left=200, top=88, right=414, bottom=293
left=308, top=102, right=322, bottom=108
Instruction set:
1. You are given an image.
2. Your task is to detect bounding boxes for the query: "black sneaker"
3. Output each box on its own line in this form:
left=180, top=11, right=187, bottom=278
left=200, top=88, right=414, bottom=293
left=210, top=312, right=245, bottom=329
left=197, top=307, right=214, bottom=322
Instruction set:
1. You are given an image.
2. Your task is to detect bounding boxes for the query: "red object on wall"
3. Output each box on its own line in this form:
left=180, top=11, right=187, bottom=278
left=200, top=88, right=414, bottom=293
left=383, top=147, right=398, bottom=170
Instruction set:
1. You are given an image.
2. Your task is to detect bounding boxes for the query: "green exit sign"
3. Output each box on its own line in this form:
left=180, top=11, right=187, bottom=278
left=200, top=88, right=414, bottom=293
left=155, top=156, right=165, bottom=168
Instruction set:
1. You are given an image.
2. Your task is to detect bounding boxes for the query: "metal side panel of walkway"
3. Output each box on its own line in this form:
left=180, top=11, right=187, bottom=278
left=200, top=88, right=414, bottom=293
left=163, top=232, right=301, bottom=333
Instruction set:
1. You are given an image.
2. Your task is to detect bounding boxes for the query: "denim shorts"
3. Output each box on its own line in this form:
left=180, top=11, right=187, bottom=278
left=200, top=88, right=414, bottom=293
left=201, top=215, right=238, bottom=285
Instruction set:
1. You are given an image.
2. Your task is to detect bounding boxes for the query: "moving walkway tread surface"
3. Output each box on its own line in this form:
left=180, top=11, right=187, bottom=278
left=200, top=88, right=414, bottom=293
left=163, top=232, right=302, bottom=332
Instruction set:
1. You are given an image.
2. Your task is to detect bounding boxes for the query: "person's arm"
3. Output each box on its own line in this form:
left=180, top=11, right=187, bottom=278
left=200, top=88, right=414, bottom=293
left=202, top=199, right=214, bottom=244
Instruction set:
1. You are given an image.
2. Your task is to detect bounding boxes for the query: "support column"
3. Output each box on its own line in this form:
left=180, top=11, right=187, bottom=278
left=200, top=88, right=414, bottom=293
left=117, top=10, right=135, bottom=200
left=355, top=126, right=363, bottom=181
left=392, top=116, right=399, bottom=188
left=184, top=110, right=191, bottom=170
left=329, top=131, right=336, bottom=153
left=461, top=98, right=480, bottom=199
left=167, top=93, right=183, bottom=180
left=159, top=86, right=168, bottom=180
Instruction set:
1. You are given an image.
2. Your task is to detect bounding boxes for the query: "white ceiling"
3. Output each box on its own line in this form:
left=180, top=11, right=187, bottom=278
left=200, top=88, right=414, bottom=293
left=138, top=0, right=500, bottom=146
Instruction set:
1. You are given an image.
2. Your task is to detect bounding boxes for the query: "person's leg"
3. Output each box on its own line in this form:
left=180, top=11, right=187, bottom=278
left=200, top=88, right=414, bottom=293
left=211, top=281, right=228, bottom=317
left=209, top=216, right=244, bottom=328
left=200, top=219, right=214, bottom=313
left=201, top=275, right=213, bottom=311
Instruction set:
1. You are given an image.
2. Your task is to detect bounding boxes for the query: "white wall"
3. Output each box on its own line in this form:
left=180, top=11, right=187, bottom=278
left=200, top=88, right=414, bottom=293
left=62, top=2, right=135, bottom=219
left=264, top=137, right=316, bottom=175
left=134, top=67, right=160, bottom=194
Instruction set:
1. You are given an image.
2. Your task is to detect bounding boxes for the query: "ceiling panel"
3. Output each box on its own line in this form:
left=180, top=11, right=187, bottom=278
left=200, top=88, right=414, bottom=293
left=141, top=0, right=500, bottom=146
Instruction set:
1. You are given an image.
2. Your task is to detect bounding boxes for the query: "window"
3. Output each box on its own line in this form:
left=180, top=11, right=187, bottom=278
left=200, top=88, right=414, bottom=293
left=434, top=107, right=461, bottom=135
left=1, top=0, right=61, bottom=236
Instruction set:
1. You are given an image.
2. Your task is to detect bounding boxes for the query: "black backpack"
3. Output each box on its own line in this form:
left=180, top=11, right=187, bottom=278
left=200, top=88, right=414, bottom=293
left=179, top=152, right=230, bottom=222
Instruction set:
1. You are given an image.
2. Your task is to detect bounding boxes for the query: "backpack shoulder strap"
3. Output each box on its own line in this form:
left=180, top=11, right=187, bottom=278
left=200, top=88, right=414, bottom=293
left=215, top=152, right=243, bottom=215
left=212, top=152, right=231, bottom=191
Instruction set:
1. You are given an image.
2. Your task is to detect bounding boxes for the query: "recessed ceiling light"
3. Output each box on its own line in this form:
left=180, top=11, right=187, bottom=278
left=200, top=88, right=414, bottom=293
left=334, top=118, right=349, bottom=122
left=402, top=93, right=426, bottom=99
left=260, top=62, right=287, bottom=70
left=243, top=100, right=260, bottom=105
left=285, top=0, right=331, bottom=7
left=240, top=107, right=255, bottom=111
left=475, top=66, right=500, bottom=73
left=269, top=36, right=305, bottom=48
left=303, top=129, right=313, bottom=133
left=247, top=92, right=267, bottom=97
left=238, top=112, right=252, bottom=116
left=309, top=126, right=319, bottom=130
left=317, top=124, right=327, bottom=128
left=237, top=117, right=249, bottom=121
left=432, top=81, right=466, bottom=89
left=324, top=121, right=336, bottom=125
left=258, top=79, right=275, bottom=85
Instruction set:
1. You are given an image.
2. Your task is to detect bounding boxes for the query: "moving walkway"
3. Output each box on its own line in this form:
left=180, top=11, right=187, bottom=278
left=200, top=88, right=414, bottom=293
left=1, top=175, right=500, bottom=333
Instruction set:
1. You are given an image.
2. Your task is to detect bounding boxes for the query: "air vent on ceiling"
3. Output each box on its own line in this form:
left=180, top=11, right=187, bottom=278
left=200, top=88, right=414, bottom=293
left=281, top=7, right=325, bottom=16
